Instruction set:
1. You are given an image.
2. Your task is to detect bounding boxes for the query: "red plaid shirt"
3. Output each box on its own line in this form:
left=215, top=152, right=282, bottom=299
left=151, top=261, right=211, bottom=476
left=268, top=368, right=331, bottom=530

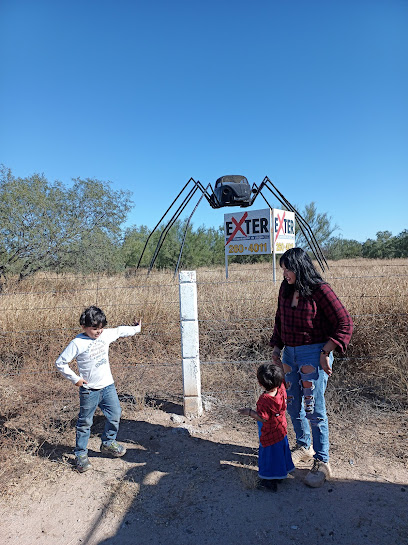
left=270, top=282, right=353, bottom=353
left=256, top=384, right=288, bottom=447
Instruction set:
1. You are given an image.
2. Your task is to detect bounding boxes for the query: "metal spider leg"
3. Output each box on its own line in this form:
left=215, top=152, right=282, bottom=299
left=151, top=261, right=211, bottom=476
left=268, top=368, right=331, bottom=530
left=174, top=184, right=212, bottom=277
left=264, top=177, right=328, bottom=271
left=148, top=182, right=216, bottom=272
left=250, top=178, right=328, bottom=271
left=136, top=178, right=215, bottom=273
left=148, top=186, right=199, bottom=272
left=136, top=178, right=195, bottom=270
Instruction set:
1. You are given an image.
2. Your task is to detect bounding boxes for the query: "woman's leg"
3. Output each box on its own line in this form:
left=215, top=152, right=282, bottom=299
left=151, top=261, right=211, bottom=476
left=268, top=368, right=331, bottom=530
left=296, top=343, right=333, bottom=463
left=282, top=346, right=311, bottom=449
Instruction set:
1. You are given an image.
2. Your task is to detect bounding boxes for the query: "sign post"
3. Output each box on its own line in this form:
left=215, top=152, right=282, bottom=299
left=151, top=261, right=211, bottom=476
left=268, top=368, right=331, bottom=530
left=224, top=208, right=295, bottom=281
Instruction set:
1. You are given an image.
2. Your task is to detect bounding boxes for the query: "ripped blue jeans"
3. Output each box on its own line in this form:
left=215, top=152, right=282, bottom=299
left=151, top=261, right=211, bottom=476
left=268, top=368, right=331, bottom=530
left=282, top=343, right=333, bottom=463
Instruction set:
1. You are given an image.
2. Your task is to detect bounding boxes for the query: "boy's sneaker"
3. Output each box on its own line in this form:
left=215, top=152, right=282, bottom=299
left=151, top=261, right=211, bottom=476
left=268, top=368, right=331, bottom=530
left=291, top=444, right=315, bottom=465
left=100, top=440, right=127, bottom=458
left=304, top=459, right=332, bottom=488
left=75, top=454, right=92, bottom=473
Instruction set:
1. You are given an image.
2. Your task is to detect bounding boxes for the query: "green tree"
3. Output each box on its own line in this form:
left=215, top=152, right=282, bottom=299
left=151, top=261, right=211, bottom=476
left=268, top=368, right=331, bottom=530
left=123, top=221, right=226, bottom=271
left=122, top=225, right=153, bottom=269
left=295, top=202, right=339, bottom=251
left=0, top=166, right=133, bottom=284
left=323, top=237, right=363, bottom=260
left=362, top=231, right=397, bottom=259
left=394, top=229, right=408, bottom=257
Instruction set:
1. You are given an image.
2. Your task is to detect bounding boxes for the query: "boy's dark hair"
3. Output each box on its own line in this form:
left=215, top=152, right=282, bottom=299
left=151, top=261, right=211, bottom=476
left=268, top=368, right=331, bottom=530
left=280, top=247, right=324, bottom=298
left=79, top=306, right=108, bottom=327
left=257, top=363, right=285, bottom=391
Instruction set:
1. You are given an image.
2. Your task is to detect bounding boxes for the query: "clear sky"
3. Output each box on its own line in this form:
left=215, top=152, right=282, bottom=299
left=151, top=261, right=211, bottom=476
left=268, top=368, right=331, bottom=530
left=1, top=0, right=407, bottom=242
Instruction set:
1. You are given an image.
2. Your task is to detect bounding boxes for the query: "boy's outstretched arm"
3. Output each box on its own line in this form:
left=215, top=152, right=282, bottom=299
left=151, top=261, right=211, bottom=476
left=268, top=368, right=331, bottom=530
left=109, top=319, right=142, bottom=341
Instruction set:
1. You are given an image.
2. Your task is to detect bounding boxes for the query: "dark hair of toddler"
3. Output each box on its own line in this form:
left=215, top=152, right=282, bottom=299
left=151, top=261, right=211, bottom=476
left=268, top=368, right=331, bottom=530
left=257, top=363, right=285, bottom=391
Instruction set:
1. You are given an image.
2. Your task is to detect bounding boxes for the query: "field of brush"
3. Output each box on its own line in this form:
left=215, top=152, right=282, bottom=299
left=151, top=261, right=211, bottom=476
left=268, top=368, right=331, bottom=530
left=0, top=258, right=407, bottom=488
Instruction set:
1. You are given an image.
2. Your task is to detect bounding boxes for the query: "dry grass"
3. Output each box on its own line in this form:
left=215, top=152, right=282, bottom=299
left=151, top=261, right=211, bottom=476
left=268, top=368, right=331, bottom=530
left=0, top=259, right=407, bottom=492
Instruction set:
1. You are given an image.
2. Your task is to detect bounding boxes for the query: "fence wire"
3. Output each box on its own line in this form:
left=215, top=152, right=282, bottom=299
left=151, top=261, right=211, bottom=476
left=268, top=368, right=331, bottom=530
left=2, top=352, right=400, bottom=379
left=1, top=267, right=407, bottom=402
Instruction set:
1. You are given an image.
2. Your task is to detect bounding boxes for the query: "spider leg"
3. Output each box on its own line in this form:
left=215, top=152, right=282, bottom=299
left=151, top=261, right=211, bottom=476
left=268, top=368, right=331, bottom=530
left=137, top=178, right=216, bottom=273
left=148, top=185, right=200, bottom=272
left=195, top=180, right=217, bottom=207
left=251, top=178, right=328, bottom=271
left=263, top=177, right=328, bottom=271
left=174, top=184, right=212, bottom=277
left=136, top=178, right=196, bottom=270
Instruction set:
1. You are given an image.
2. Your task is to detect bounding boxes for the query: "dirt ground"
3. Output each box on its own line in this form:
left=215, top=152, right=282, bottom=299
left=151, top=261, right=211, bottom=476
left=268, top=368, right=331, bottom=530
left=1, top=400, right=407, bottom=545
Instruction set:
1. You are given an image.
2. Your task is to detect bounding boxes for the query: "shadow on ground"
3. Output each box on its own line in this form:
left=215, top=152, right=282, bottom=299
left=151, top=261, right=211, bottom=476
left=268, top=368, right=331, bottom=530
left=71, top=414, right=408, bottom=545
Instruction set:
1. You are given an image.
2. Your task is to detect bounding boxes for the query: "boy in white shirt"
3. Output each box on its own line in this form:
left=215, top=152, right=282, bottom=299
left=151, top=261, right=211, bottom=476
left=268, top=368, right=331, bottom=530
left=56, top=306, right=141, bottom=473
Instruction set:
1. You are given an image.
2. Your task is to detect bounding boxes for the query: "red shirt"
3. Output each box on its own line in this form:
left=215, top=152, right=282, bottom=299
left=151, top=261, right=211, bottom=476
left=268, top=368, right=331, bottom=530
left=270, top=282, right=353, bottom=353
left=256, top=384, right=288, bottom=447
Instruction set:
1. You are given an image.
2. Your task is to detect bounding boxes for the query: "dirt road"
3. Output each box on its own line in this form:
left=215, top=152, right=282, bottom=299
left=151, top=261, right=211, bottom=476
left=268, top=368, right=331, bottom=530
left=1, top=405, right=407, bottom=545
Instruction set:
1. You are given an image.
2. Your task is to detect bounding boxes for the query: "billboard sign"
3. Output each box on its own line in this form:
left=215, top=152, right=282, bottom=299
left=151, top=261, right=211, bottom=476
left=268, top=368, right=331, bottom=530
left=224, top=208, right=272, bottom=257
left=273, top=209, right=296, bottom=253
left=223, top=208, right=296, bottom=279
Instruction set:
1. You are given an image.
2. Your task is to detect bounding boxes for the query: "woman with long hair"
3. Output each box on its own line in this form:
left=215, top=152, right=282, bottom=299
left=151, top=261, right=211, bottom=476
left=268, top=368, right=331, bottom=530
left=270, top=247, right=353, bottom=487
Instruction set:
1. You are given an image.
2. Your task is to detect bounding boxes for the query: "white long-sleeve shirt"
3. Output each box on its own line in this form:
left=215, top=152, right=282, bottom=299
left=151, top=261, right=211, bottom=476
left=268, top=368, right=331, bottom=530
left=55, top=325, right=141, bottom=389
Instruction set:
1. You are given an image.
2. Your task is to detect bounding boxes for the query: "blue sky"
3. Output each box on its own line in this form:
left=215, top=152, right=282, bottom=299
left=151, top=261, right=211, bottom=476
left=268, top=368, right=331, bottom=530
left=1, top=0, right=407, bottom=242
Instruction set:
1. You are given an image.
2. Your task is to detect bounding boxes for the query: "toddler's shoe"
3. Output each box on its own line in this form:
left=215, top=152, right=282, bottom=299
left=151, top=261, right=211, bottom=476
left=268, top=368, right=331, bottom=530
left=257, top=479, right=278, bottom=492
left=304, top=459, right=332, bottom=488
left=100, top=440, right=127, bottom=457
left=75, top=454, right=92, bottom=473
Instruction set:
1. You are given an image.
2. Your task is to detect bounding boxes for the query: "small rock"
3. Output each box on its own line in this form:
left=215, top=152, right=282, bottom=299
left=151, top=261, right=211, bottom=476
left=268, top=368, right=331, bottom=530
left=170, top=414, right=185, bottom=424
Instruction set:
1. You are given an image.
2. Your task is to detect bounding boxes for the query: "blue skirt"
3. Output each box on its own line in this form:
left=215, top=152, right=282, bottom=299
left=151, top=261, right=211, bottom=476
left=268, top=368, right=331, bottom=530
left=257, top=422, right=295, bottom=480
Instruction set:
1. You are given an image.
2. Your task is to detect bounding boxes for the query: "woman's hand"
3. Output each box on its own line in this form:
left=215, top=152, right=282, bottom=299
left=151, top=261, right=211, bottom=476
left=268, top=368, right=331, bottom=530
left=75, top=378, right=88, bottom=387
left=320, top=341, right=336, bottom=376
left=271, top=346, right=282, bottom=364
left=320, top=353, right=332, bottom=376
left=238, top=408, right=252, bottom=417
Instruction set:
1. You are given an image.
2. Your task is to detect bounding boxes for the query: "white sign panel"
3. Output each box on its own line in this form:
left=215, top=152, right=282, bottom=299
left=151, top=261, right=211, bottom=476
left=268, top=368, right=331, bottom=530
left=224, top=208, right=272, bottom=257
left=272, top=209, right=296, bottom=254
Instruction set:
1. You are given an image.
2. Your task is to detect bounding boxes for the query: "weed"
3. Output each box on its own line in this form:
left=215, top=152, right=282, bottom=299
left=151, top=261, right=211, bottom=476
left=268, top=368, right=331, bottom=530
left=0, top=259, right=406, bottom=491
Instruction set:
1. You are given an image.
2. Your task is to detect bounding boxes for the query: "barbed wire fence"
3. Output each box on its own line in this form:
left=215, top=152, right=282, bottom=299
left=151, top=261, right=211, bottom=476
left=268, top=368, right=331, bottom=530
left=1, top=262, right=407, bottom=428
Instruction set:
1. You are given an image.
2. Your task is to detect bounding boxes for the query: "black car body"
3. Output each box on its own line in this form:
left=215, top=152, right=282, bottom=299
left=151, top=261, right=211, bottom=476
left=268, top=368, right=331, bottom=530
left=210, top=175, right=252, bottom=208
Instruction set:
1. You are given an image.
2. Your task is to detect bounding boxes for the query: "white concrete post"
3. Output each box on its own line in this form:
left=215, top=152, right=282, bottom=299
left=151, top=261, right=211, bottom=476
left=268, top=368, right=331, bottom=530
left=179, top=270, right=203, bottom=417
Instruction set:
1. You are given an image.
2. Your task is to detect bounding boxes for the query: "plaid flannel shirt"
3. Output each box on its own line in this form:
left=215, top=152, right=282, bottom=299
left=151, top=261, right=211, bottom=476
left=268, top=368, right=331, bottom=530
left=270, top=282, right=353, bottom=353
left=256, top=384, right=288, bottom=447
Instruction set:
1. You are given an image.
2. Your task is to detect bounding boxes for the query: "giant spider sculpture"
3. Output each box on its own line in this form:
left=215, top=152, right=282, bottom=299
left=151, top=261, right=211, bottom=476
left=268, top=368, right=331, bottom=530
left=137, top=175, right=328, bottom=275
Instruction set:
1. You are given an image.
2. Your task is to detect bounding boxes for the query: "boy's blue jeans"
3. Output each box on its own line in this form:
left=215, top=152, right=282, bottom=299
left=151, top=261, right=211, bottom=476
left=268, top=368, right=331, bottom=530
left=74, top=383, right=122, bottom=457
left=282, top=343, right=333, bottom=463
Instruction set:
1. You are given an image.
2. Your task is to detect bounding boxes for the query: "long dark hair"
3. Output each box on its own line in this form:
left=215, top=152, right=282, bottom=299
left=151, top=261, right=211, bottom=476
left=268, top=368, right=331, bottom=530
left=280, top=247, right=324, bottom=298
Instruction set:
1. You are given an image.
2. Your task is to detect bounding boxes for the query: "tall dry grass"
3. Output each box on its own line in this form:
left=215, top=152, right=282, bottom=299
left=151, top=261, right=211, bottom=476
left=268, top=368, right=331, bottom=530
left=0, top=259, right=407, bottom=489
